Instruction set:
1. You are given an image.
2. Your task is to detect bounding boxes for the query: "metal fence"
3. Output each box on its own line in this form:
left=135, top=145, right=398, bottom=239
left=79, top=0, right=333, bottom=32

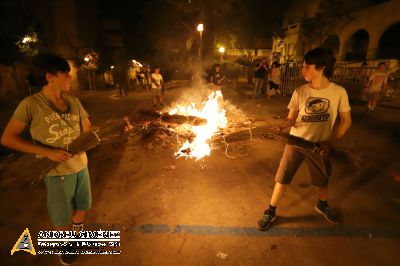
left=332, top=67, right=375, bottom=85
left=278, top=66, right=383, bottom=96
left=278, top=65, right=400, bottom=104
left=279, top=65, right=304, bottom=96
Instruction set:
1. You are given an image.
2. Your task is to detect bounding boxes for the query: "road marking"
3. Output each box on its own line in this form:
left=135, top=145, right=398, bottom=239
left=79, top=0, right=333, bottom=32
left=83, top=223, right=400, bottom=238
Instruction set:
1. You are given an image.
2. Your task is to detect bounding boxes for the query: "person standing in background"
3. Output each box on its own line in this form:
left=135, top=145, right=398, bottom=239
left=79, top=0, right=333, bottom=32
left=151, top=66, right=164, bottom=107
left=364, top=62, right=388, bottom=115
left=254, top=58, right=268, bottom=98
left=268, top=61, right=282, bottom=97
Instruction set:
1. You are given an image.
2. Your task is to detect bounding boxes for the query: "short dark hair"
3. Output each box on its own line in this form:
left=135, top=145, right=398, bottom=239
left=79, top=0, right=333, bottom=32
left=30, top=54, right=71, bottom=86
left=271, top=61, right=280, bottom=68
left=303, top=47, right=336, bottom=78
left=378, top=62, right=386, bottom=67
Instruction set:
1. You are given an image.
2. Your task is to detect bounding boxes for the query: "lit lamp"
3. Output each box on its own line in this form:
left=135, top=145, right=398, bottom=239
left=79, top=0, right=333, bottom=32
left=110, top=66, right=115, bottom=86
left=218, top=46, right=225, bottom=63
left=22, top=37, right=32, bottom=44
left=83, top=56, right=92, bottom=91
left=197, top=23, right=204, bottom=58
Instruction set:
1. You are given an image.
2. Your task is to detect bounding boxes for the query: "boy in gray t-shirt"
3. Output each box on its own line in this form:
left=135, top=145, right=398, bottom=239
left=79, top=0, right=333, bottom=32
left=1, top=54, right=92, bottom=265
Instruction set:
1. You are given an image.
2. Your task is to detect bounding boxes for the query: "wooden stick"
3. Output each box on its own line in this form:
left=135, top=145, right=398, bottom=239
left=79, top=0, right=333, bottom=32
left=23, top=111, right=206, bottom=184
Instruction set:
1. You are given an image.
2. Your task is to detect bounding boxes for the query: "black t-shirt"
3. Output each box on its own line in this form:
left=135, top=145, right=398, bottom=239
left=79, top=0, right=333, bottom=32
left=211, top=71, right=225, bottom=85
left=254, top=64, right=267, bottom=78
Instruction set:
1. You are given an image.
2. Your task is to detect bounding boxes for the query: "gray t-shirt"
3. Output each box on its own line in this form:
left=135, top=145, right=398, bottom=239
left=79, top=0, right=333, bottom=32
left=12, top=92, right=89, bottom=176
left=288, top=82, right=351, bottom=143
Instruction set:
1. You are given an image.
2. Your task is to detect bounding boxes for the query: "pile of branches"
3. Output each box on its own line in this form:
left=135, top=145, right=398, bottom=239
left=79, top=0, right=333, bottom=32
left=3, top=110, right=360, bottom=185
left=6, top=110, right=206, bottom=185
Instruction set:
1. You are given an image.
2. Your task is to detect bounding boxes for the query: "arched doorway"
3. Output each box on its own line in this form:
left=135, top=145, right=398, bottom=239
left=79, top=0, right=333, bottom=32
left=322, top=35, right=340, bottom=55
left=344, top=30, right=369, bottom=61
left=377, top=22, right=400, bottom=59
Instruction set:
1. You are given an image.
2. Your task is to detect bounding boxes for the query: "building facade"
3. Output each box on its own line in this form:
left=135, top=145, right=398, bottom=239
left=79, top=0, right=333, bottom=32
left=273, top=0, right=400, bottom=63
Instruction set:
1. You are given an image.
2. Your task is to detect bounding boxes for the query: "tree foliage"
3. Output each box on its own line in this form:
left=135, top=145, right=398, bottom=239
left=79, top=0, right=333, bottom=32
left=80, top=50, right=100, bottom=70
left=299, top=0, right=352, bottom=46
left=0, top=0, right=41, bottom=64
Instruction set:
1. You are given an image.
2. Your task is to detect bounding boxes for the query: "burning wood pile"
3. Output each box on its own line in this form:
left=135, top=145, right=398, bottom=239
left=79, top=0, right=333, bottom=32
left=1, top=89, right=360, bottom=185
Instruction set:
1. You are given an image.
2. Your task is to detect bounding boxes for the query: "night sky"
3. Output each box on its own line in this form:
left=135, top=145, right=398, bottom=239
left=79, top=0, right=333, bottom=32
left=0, top=0, right=392, bottom=65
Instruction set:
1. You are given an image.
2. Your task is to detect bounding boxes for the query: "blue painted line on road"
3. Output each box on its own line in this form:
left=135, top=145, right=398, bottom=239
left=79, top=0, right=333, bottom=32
left=85, top=223, right=400, bottom=238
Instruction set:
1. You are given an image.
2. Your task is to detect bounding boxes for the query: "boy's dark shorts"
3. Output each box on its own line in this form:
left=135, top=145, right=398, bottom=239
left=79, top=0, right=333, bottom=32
left=275, top=144, right=331, bottom=187
left=268, top=81, right=280, bottom=90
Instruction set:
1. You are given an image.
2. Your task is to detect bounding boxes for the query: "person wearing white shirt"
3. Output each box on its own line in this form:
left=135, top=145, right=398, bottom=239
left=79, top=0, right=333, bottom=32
left=151, top=66, right=164, bottom=107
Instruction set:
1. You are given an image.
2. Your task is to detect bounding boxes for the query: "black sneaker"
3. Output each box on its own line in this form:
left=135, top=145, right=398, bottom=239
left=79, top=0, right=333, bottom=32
left=315, top=205, right=339, bottom=224
left=58, top=247, right=78, bottom=265
left=257, top=210, right=276, bottom=231
left=59, top=252, right=78, bottom=265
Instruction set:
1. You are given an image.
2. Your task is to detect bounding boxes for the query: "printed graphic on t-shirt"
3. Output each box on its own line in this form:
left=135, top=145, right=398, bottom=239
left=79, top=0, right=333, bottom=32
left=302, top=97, right=330, bottom=122
left=44, top=112, right=80, bottom=145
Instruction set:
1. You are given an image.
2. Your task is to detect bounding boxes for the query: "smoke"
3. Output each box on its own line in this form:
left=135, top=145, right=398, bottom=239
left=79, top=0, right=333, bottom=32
left=165, top=60, right=216, bottom=108
left=164, top=60, right=250, bottom=126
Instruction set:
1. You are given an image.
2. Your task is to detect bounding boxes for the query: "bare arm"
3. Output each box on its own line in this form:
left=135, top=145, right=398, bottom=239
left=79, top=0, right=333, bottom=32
left=81, top=118, right=92, bottom=133
left=276, top=109, right=299, bottom=132
left=151, top=77, right=162, bottom=88
left=330, top=111, right=352, bottom=143
left=1, top=119, right=71, bottom=162
left=217, top=75, right=226, bottom=85
left=255, top=64, right=263, bottom=71
left=319, top=111, right=352, bottom=155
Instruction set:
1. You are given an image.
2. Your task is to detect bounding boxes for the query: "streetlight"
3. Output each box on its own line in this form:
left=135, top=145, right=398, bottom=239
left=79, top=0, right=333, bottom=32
left=22, top=36, right=32, bottom=44
left=218, top=46, right=225, bottom=63
left=110, top=66, right=115, bottom=86
left=84, top=56, right=92, bottom=91
left=197, top=23, right=204, bottom=59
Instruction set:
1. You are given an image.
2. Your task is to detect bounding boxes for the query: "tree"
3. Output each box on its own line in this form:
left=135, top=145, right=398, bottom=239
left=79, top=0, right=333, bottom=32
left=299, top=0, right=352, bottom=47
left=80, top=50, right=99, bottom=91
left=0, top=0, right=41, bottom=64
left=15, top=29, right=40, bottom=57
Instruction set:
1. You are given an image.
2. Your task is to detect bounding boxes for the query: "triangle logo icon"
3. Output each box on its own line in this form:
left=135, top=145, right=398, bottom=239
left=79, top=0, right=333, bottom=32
left=11, top=228, right=36, bottom=255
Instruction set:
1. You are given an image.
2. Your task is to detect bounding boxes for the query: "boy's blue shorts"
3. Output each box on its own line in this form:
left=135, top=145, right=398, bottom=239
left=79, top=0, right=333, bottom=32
left=44, top=167, right=92, bottom=227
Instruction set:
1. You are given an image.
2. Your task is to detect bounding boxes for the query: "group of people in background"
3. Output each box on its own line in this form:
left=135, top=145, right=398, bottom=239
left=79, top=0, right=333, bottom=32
left=253, top=57, right=390, bottom=117
left=117, top=65, right=165, bottom=108
left=253, top=58, right=282, bottom=99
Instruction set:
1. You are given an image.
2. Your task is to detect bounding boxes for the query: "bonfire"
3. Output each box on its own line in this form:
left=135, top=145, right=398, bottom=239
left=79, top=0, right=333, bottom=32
left=168, top=90, right=227, bottom=160
left=1, top=88, right=360, bottom=185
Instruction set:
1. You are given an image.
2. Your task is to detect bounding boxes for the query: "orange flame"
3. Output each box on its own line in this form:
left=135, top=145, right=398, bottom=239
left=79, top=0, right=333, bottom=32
left=168, top=90, right=227, bottom=160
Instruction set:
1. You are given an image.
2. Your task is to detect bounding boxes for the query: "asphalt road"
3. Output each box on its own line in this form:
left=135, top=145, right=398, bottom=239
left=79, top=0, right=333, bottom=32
left=1, top=81, right=400, bottom=266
